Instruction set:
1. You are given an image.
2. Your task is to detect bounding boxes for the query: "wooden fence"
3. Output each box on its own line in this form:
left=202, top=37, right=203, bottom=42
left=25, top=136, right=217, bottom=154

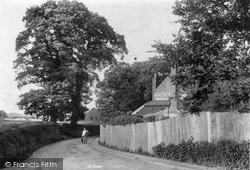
left=100, top=112, right=250, bottom=154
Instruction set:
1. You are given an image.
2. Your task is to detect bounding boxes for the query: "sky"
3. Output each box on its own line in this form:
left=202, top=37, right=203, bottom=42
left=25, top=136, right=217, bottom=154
left=0, top=0, right=180, bottom=114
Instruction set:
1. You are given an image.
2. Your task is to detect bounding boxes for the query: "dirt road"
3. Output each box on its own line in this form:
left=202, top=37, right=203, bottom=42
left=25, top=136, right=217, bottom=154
left=9, top=137, right=178, bottom=170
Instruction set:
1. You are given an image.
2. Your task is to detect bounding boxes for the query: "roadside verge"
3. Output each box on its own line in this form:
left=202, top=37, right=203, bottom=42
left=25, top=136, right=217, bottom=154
left=89, top=138, right=225, bottom=170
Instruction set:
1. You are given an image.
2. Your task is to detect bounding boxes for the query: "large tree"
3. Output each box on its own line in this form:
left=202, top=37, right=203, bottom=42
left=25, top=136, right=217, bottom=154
left=14, top=0, right=127, bottom=125
left=153, top=0, right=250, bottom=113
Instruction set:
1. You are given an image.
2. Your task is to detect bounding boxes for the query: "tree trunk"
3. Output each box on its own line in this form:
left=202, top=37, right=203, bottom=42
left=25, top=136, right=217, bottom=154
left=70, top=110, right=78, bottom=127
left=50, top=115, right=57, bottom=122
left=70, top=72, right=85, bottom=127
left=49, top=109, right=57, bottom=122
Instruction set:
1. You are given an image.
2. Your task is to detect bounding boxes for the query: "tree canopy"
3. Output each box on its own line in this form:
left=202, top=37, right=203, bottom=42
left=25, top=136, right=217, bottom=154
left=14, top=0, right=127, bottom=125
left=154, top=0, right=250, bottom=112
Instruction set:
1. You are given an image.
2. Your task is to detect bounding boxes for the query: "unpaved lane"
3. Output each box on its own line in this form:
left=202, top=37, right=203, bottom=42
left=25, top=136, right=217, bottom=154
left=7, top=137, right=178, bottom=170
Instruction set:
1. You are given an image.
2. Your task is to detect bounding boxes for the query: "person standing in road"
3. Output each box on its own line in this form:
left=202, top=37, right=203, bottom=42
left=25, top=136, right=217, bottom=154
left=81, top=128, right=89, bottom=144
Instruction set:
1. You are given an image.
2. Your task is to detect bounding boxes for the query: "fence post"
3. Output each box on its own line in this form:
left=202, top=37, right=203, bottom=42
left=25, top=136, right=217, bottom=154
left=132, top=124, right=135, bottom=152
left=207, top=111, right=211, bottom=142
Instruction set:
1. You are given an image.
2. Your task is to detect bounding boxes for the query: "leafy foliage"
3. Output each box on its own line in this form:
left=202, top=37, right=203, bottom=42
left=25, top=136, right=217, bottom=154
left=204, top=79, right=250, bottom=112
left=153, top=0, right=250, bottom=113
left=96, top=57, right=170, bottom=123
left=96, top=62, right=142, bottom=114
left=14, top=0, right=127, bottom=125
left=143, top=115, right=156, bottom=122
left=143, top=114, right=170, bottom=122
left=0, top=110, right=8, bottom=118
left=0, top=122, right=62, bottom=169
left=153, top=138, right=249, bottom=170
left=109, top=114, right=143, bottom=126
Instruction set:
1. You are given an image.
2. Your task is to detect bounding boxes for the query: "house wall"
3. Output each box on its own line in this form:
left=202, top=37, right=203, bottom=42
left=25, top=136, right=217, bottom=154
left=152, top=71, right=178, bottom=114
left=153, top=76, right=176, bottom=100
left=100, top=112, right=250, bottom=154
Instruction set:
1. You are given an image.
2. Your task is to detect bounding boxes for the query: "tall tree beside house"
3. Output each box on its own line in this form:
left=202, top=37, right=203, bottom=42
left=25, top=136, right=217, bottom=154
left=153, top=0, right=250, bottom=113
left=95, top=57, right=170, bottom=123
left=96, top=62, right=140, bottom=121
left=14, top=0, right=127, bottom=126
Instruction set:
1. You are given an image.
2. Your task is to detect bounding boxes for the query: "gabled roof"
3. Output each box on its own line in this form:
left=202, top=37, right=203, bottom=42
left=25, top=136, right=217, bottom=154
left=136, top=106, right=166, bottom=116
left=144, top=100, right=171, bottom=106
left=132, top=68, right=178, bottom=117
left=135, top=100, right=170, bottom=116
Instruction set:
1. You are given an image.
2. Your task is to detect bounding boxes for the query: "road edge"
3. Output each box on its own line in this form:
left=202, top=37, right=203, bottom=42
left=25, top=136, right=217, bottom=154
left=89, top=138, right=225, bottom=170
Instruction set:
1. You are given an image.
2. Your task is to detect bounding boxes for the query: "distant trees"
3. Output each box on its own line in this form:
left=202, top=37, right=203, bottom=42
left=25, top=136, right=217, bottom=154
left=153, top=0, right=250, bottom=113
left=0, top=110, right=8, bottom=118
left=84, top=108, right=100, bottom=122
left=95, top=57, right=171, bottom=122
left=14, top=0, right=127, bottom=126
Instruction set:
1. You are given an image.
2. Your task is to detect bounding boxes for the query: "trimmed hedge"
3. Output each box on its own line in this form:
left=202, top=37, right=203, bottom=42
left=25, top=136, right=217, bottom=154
left=0, top=122, right=63, bottom=169
left=152, top=138, right=249, bottom=170
left=108, top=115, right=143, bottom=126
left=60, top=123, right=100, bottom=138
left=105, top=115, right=170, bottom=125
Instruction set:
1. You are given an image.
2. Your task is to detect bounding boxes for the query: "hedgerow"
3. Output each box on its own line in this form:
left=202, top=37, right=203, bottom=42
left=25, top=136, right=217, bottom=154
left=0, top=122, right=63, bottom=169
left=104, top=114, right=170, bottom=126
left=152, top=138, right=249, bottom=170
left=60, top=123, right=100, bottom=138
left=109, top=115, right=143, bottom=126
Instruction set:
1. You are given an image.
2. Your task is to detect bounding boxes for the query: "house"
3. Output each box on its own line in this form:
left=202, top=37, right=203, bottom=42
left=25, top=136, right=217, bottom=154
left=132, top=67, right=180, bottom=118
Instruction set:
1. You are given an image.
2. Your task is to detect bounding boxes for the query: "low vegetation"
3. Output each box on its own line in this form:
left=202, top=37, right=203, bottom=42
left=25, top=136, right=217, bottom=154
left=103, top=114, right=170, bottom=126
left=0, top=120, right=44, bottom=133
left=0, top=121, right=100, bottom=168
left=99, top=137, right=249, bottom=170
left=98, top=141, right=151, bottom=156
left=152, top=138, right=249, bottom=170
left=108, top=115, right=144, bottom=126
left=0, top=122, right=63, bottom=169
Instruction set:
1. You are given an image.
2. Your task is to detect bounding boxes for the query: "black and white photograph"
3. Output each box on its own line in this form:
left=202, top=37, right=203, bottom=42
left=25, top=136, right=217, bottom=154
left=0, top=0, right=249, bottom=169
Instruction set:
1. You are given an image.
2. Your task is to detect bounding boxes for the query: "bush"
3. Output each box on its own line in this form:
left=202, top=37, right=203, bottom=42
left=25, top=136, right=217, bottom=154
left=143, top=115, right=156, bottom=122
left=152, top=138, right=249, bottom=170
left=0, top=122, right=63, bottom=169
left=109, top=115, right=143, bottom=126
left=135, top=147, right=143, bottom=154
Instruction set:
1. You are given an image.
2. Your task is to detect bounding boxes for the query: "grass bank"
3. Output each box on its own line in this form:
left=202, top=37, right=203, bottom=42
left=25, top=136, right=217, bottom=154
left=0, top=120, right=100, bottom=169
left=0, top=121, right=63, bottom=169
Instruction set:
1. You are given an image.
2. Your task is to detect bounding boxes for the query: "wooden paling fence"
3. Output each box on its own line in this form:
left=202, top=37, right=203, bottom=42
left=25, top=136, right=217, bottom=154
left=100, top=112, right=250, bottom=154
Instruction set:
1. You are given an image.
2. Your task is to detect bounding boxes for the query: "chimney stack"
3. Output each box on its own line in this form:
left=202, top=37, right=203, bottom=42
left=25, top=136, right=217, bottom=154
left=170, top=66, right=177, bottom=99
left=152, top=72, right=157, bottom=100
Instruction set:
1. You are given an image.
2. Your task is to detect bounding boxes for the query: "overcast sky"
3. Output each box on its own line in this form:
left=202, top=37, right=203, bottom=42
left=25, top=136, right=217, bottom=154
left=0, top=0, right=180, bottom=114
